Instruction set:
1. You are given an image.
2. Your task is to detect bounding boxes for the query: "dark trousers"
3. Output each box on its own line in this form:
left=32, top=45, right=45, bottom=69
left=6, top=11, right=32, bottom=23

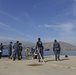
left=38, top=48, right=44, bottom=62
left=8, top=50, right=12, bottom=58
left=0, top=52, right=2, bottom=59
left=19, top=51, right=22, bottom=59
left=13, top=50, right=19, bottom=60
left=54, top=50, right=60, bottom=61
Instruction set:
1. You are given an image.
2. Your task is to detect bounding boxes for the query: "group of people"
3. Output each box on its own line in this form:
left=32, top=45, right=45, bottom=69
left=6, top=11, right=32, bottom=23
left=0, top=41, right=23, bottom=61
left=8, top=41, right=22, bottom=61
left=35, top=38, right=61, bottom=62
left=0, top=38, right=61, bottom=62
left=25, top=38, right=61, bottom=62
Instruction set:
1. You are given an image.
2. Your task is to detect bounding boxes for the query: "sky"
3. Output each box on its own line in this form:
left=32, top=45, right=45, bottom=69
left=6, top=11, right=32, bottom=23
left=0, top=0, right=76, bottom=45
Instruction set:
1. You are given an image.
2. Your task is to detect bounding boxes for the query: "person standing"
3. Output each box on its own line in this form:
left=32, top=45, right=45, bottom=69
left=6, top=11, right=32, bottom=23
left=13, top=41, right=19, bottom=61
left=53, top=40, right=61, bottom=61
left=19, top=43, right=22, bottom=60
left=25, top=47, right=29, bottom=57
left=36, top=38, right=44, bottom=62
left=8, top=42, right=13, bottom=59
left=0, top=50, right=2, bottom=59
left=0, top=43, right=3, bottom=59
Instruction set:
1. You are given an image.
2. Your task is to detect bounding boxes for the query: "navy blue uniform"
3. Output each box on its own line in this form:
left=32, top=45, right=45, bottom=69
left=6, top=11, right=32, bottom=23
left=8, top=43, right=12, bottom=58
left=36, top=40, right=44, bottom=62
left=13, top=42, right=19, bottom=60
left=53, top=41, right=61, bottom=61
left=0, top=44, right=3, bottom=59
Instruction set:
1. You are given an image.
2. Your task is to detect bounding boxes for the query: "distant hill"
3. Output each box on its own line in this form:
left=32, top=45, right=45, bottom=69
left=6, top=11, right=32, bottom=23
left=0, top=40, right=76, bottom=50
left=43, top=41, right=76, bottom=51
left=0, top=40, right=35, bottom=50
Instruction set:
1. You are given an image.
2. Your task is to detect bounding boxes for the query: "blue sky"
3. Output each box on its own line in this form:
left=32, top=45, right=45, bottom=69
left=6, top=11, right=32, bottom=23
left=0, top=0, right=76, bottom=45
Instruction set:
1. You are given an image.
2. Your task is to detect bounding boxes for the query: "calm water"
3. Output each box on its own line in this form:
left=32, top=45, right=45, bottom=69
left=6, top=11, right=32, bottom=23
left=2, top=50, right=76, bottom=56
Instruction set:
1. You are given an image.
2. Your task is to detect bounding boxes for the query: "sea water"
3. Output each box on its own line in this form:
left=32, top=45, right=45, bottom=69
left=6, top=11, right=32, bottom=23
left=2, top=50, right=76, bottom=56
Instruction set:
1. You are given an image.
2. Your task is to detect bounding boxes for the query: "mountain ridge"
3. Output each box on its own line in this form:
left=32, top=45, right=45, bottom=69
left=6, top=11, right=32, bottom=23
left=43, top=41, right=76, bottom=51
left=0, top=40, right=76, bottom=50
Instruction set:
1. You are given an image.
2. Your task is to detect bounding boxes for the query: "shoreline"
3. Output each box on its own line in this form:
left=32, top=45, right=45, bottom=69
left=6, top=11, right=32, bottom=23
left=2, top=50, right=76, bottom=57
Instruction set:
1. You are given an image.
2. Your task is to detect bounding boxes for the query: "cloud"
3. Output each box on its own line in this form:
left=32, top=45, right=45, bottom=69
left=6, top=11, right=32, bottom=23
left=0, top=22, right=35, bottom=41
left=0, top=22, right=13, bottom=28
left=0, top=35, right=36, bottom=42
left=39, top=22, right=75, bottom=31
left=0, top=36, right=30, bottom=42
left=54, top=11, right=73, bottom=19
left=58, top=23, right=76, bottom=45
left=60, top=22, right=74, bottom=31
left=23, top=12, right=36, bottom=29
left=0, top=22, right=18, bottom=32
left=0, top=36, right=17, bottom=41
left=39, top=24, right=60, bottom=28
left=23, top=12, right=34, bottom=23
left=0, top=10, right=19, bottom=20
left=38, top=22, right=76, bottom=45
